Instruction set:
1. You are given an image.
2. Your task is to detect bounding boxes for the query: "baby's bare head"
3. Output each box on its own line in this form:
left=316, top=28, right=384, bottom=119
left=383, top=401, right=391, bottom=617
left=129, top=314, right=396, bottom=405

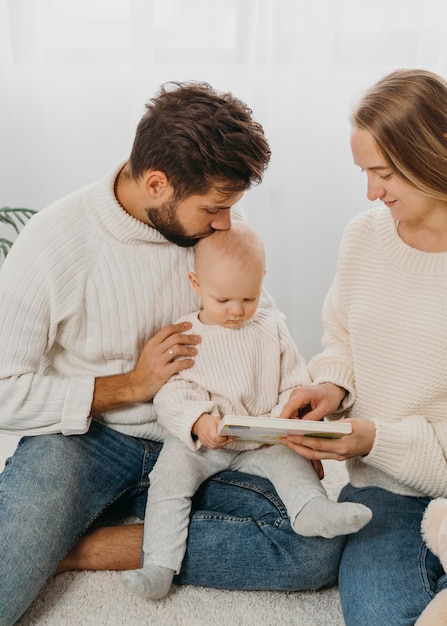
left=194, top=221, right=265, bottom=277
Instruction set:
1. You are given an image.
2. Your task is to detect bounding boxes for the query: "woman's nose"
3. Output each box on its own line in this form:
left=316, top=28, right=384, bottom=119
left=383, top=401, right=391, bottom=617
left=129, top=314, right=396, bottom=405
left=367, top=180, right=385, bottom=202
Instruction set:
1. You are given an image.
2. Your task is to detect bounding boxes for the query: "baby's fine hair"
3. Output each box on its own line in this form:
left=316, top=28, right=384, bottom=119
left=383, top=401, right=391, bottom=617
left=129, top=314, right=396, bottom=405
left=352, top=68, right=447, bottom=202
left=194, top=221, right=265, bottom=275
left=128, top=82, right=271, bottom=201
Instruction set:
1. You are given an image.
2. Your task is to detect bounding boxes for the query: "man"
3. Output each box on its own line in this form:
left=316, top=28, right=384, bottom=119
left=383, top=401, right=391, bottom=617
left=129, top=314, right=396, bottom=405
left=0, top=82, right=343, bottom=625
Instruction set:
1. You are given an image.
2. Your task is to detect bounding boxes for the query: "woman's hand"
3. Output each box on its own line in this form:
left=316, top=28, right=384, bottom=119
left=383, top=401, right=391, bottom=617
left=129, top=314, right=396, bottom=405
left=281, top=418, right=376, bottom=461
left=280, top=382, right=347, bottom=421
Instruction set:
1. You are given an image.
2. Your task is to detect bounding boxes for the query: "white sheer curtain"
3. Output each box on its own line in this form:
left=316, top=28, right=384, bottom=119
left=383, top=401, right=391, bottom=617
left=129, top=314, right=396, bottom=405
left=1, top=0, right=446, bottom=357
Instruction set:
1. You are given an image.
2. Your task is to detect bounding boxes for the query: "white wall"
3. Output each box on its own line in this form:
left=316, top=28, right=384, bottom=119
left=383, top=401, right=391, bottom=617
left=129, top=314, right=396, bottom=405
left=1, top=0, right=446, bottom=359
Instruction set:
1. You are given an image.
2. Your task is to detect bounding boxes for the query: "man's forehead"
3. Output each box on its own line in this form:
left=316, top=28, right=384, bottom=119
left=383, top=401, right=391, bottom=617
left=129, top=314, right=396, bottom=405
left=207, top=187, right=244, bottom=203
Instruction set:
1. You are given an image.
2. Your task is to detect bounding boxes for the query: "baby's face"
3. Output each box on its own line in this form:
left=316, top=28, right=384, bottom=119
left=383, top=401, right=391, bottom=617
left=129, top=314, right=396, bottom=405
left=196, top=259, right=264, bottom=329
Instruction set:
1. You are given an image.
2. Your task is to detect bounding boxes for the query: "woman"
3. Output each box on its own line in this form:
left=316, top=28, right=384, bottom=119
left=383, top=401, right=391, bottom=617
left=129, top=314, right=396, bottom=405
left=281, top=68, right=447, bottom=625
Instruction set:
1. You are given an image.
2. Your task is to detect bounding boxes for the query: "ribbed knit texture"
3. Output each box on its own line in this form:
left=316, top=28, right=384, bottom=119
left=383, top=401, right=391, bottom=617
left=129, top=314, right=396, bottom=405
left=154, top=309, right=311, bottom=451
left=0, top=162, right=252, bottom=439
left=309, top=207, right=447, bottom=498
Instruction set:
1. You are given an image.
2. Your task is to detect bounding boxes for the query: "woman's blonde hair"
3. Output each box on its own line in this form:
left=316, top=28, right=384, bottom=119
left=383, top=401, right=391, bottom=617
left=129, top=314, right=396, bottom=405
left=352, top=68, right=447, bottom=202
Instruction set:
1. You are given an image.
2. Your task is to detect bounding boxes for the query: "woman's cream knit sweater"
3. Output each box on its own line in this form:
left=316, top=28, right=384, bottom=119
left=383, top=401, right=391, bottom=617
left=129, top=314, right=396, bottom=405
left=309, top=207, right=447, bottom=499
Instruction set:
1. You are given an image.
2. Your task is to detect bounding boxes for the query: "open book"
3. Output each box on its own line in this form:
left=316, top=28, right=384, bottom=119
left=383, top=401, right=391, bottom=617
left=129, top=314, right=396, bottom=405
left=218, top=415, right=351, bottom=445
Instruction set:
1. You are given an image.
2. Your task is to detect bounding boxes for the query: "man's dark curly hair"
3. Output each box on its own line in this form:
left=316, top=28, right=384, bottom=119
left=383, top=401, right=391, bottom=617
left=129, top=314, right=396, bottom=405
left=128, top=81, right=271, bottom=200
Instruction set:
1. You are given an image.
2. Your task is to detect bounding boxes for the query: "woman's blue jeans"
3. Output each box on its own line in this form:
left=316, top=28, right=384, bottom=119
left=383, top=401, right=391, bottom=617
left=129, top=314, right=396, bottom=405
left=0, top=421, right=344, bottom=625
left=338, top=483, right=447, bottom=626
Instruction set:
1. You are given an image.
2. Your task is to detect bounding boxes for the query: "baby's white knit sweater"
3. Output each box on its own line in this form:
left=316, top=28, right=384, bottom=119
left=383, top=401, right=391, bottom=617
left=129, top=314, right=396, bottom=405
left=0, top=163, right=262, bottom=440
left=154, top=309, right=311, bottom=451
left=309, top=207, right=447, bottom=499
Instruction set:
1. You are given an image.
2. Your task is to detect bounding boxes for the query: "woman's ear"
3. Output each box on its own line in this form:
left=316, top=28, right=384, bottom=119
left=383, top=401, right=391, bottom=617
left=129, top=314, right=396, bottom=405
left=189, top=272, right=201, bottom=294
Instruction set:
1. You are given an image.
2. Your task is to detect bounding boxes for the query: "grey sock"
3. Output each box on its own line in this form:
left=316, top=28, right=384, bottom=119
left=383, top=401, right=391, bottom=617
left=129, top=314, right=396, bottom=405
left=121, top=564, right=175, bottom=600
left=293, top=497, right=372, bottom=538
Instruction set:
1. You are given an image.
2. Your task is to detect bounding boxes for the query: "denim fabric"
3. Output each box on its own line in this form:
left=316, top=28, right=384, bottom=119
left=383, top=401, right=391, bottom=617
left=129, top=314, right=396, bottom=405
left=0, top=421, right=344, bottom=625
left=338, top=483, right=447, bottom=626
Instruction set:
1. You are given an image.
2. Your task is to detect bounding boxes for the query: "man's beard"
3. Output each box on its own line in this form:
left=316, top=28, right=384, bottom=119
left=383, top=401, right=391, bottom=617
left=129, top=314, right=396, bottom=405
left=145, top=198, right=209, bottom=248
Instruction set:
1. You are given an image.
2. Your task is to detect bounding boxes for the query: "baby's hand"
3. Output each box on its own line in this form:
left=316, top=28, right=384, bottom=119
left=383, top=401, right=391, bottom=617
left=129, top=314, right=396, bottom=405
left=192, top=414, right=232, bottom=449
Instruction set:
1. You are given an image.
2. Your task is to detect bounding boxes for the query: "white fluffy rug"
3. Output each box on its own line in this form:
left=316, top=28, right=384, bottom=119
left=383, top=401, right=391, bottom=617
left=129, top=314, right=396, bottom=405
left=0, top=435, right=347, bottom=626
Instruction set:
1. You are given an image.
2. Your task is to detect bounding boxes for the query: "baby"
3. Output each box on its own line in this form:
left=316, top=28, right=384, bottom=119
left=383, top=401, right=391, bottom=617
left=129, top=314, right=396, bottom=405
left=121, top=221, right=372, bottom=599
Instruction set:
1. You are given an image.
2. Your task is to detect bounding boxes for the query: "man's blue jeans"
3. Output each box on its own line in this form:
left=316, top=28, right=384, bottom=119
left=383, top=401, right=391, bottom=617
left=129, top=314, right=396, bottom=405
left=0, top=421, right=344, bottom=625
left=338, top=483, right=447, bottom=626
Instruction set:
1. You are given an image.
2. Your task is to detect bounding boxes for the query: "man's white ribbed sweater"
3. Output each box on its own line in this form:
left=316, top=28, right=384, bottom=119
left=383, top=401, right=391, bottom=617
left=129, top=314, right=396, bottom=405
left=0, top=163, right=239, bottom=440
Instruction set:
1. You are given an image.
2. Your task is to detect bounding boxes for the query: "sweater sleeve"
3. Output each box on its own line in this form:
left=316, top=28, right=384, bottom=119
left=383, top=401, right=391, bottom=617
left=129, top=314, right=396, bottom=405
left=307, top=273, right=356, bottom=413
left=270, top=319, right=312, bottom=417
left=0, top=214, right=94, bottom=436
left=153, top=376, right=219, bottom=450
left=363, top=415, right=447, bottom=498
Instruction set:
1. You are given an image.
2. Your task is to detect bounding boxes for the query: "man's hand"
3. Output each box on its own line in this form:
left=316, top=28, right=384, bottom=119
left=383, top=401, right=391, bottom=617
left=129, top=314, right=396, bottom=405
left=192, top=414, right=232, bottom=449
left=280, top=383, right=346, bottom=422
left=91, top=321, right=201, bottom=414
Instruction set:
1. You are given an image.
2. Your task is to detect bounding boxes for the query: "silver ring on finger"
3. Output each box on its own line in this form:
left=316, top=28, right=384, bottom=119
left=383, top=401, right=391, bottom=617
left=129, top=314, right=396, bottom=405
left=168, top=348, right=174, bottom=357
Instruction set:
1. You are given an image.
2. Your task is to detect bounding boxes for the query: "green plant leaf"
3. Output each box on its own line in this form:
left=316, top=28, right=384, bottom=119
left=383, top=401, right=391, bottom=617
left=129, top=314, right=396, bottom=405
left=0, top=207, right=37, bottom=234
left=0, top=238, right=14, bottom=260
left=0, top=207, right=37, bottom=262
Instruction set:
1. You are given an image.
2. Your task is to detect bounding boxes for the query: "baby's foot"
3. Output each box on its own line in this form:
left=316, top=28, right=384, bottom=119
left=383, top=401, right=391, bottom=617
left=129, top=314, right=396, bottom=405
left=293, top=497, right=372, bottom=538
left=121, top=564, right=175, bottom=599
